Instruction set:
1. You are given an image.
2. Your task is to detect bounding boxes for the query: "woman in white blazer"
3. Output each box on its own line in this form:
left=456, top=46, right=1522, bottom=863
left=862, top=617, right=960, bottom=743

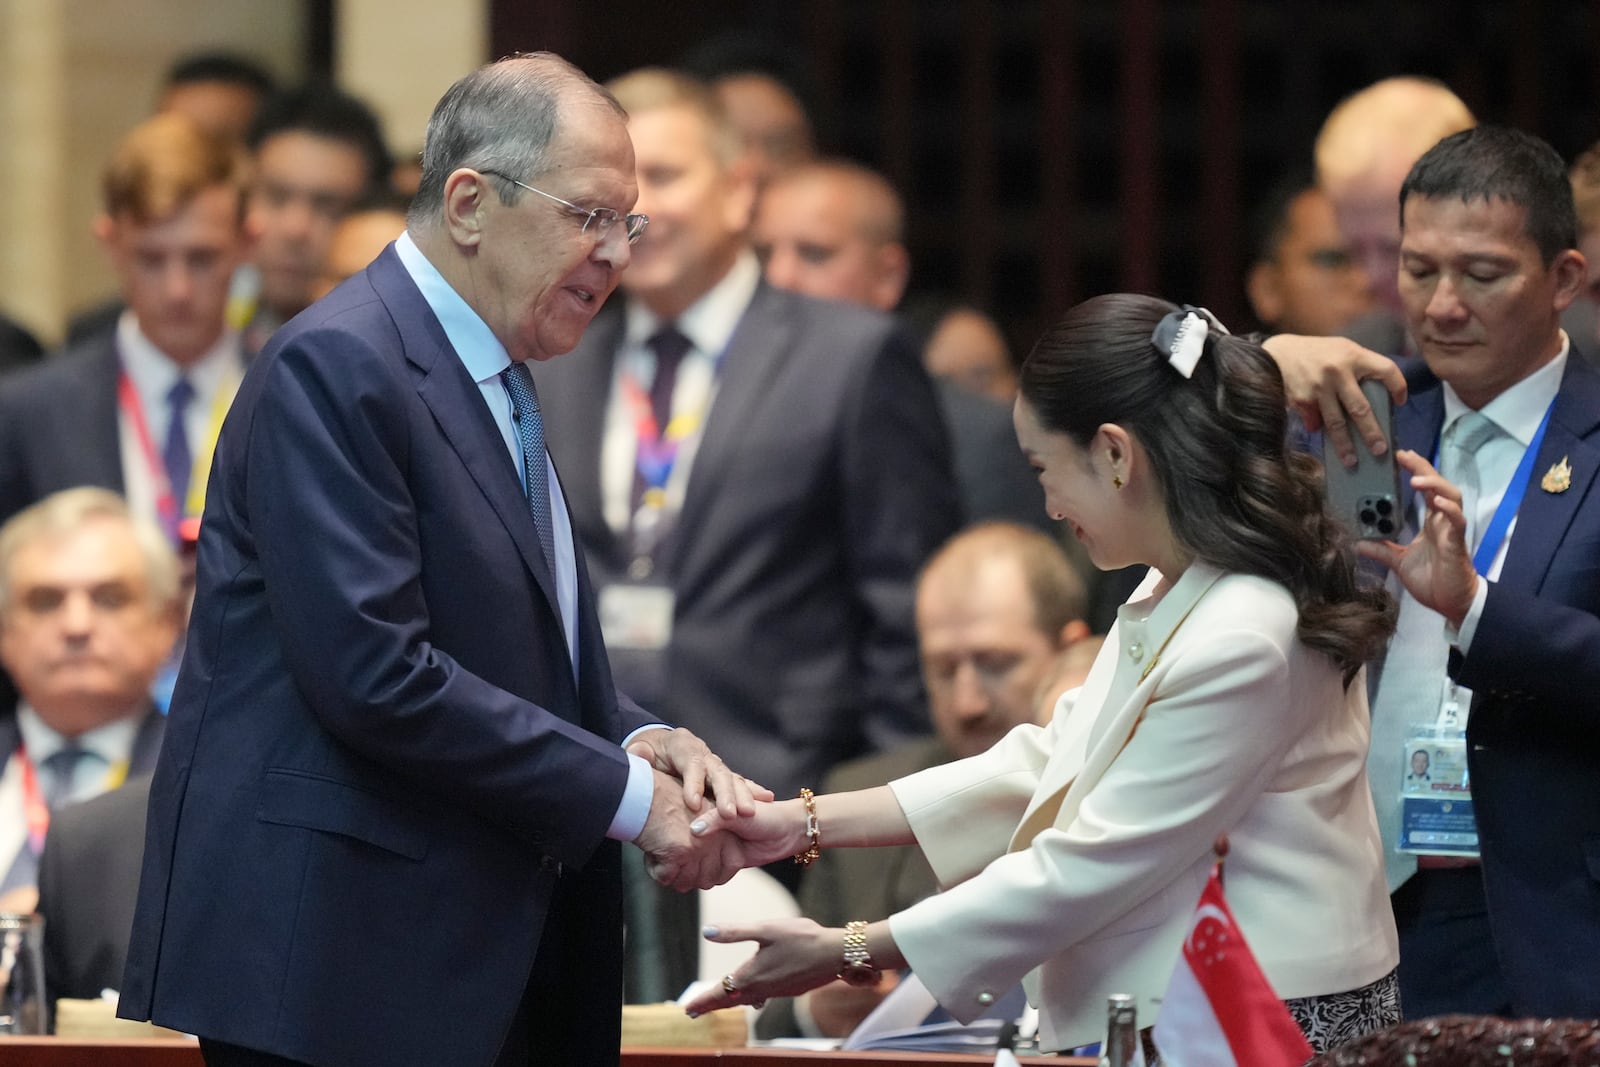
left=685, top=294, right=1401, bottom=1056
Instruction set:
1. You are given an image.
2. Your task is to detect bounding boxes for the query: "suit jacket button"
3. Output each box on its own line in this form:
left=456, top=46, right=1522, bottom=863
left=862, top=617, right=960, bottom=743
left=976, top=990, right=995, bottom=1006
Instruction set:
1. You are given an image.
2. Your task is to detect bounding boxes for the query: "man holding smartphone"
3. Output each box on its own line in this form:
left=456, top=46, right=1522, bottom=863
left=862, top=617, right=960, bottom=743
left=1267, top=126, right=1600, bottom=1021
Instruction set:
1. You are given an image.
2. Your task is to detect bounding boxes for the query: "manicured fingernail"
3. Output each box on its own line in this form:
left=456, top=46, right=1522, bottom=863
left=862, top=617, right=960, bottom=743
left=702, top=925, right=719, bottom=938
left=691, top=819, right=708, bottom=835
left=686, top=1011, right=700, bottom=1019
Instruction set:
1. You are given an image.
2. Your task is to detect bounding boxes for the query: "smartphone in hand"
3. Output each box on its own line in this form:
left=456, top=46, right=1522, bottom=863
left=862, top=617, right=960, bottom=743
left=1322, top=378, right=1401, bottom=540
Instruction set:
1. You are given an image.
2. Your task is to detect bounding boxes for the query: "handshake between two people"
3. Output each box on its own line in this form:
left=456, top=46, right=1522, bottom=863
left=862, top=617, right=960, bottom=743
left=626, top=727, right=809, bottom=892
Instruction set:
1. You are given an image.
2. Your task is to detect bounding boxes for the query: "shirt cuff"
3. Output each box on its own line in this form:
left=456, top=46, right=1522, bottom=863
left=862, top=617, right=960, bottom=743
left=607, top=751, right=657, bottom=842
left=623, top=723, right=672, bottom=749
left=1447, top=577, right=1490, bottom=651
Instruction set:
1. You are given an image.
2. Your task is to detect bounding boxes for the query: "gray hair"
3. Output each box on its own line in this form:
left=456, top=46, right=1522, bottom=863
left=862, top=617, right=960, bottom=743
left=408, top=52, right=625, bottom=230
left=0, top=488, right=181, bottom=615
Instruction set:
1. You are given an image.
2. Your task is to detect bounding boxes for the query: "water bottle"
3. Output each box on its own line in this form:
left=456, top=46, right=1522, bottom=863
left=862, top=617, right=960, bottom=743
left=1099, top=993, right=1144, bottom=1067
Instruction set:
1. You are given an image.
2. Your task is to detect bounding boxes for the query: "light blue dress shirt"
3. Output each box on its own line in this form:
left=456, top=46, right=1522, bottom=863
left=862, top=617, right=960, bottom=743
left=394, top=232, right=659, bottom=842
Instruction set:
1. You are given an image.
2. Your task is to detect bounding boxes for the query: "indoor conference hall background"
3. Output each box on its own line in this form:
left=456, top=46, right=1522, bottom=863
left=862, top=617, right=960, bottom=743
left=3, top=1, right=1600, bottom=1065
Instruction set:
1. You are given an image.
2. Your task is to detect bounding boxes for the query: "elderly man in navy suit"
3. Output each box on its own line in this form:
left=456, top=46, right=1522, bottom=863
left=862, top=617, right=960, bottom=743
left=118, top=53, right=762, bottom=1067
left=1271, top=126, right=1600, bottom=1020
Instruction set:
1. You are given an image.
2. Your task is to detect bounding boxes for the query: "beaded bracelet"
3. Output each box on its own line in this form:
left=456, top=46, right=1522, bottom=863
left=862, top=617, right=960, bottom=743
left=794, top=787, right=821, bottom=866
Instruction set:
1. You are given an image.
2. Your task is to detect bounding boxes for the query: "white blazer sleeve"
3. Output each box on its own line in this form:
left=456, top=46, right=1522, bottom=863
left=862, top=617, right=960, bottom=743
left=890, top=626, right=1315, bottom=1022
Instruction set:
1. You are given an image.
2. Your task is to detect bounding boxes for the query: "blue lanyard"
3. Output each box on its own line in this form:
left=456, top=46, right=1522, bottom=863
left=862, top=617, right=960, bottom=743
left=1431, top=400, right=1555, bottom=576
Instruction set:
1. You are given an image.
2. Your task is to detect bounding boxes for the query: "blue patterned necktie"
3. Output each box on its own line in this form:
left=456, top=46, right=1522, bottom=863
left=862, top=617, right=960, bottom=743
left=164, top=377, right=195, bottom=523
left=501, top=362, right=557, bottom=568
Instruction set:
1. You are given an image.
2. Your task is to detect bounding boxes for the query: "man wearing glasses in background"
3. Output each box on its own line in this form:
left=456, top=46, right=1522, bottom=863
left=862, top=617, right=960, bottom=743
left=118, top=53, right=762, bottom=1067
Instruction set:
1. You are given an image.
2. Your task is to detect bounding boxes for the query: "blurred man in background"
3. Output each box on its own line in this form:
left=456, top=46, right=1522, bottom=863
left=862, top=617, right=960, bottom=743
left=240, top=83, right=390, bottom=344
left=760, top=522, right=1090, bottom=1038
left=1246, top=175, right=1373, bottom=337
left=0, top=489, right=179, bottom=914
left=1313, top=76, right=1474, bottom=353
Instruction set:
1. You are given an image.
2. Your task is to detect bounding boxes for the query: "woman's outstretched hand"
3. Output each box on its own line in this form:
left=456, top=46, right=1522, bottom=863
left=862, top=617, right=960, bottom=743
left=683, top=918, right=843, bottom=1016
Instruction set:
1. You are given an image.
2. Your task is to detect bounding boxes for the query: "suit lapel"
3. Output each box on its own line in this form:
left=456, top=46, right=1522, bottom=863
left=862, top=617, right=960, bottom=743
left=668, top=284, right=792, bottom=574
left=1008, top=566, right=1223, bottom=852
left=368, top=251, right=562, bottom=616
left=537, top=312, right=624, bottom=565
left=1496, top=359, right=1600, bottom=595
left=89, top=339, right=128, bottom=490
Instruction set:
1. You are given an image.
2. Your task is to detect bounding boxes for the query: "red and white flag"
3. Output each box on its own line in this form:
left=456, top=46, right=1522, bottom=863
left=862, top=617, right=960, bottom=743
left=1151, top=865, right=1313, bottom=1067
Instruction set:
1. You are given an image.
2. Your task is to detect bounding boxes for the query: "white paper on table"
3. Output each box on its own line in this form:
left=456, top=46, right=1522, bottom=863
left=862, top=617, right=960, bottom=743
left=840, top=972, right=940, bottom=1050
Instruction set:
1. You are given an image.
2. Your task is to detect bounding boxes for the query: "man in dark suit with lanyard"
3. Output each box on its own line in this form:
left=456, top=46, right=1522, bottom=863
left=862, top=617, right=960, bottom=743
left=532, top=69, right=959, bottom=812
left=117, top=53, right=762, bottom=1066
left=0, top=113, right=251, bottom=540
left=1271, top=126, right=1600, bottom=1019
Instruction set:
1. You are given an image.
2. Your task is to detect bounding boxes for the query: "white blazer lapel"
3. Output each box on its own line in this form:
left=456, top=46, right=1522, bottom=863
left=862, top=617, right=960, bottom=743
left=1009, top=564, right=1224, bottom=851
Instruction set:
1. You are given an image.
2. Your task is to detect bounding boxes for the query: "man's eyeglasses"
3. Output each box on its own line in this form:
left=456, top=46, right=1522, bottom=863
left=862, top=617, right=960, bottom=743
left=479, top=169, right=648, bottom=244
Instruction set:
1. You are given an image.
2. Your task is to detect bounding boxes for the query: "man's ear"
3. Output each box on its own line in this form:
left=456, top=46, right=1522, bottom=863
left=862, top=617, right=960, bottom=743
left=871, top=243, right=911, bottom=312
left=1058, top=619, right=1091, bottom=647
left=1550, top=247, right=1587, bottom=312
left=1245, top=260, right=1282, bottom=328
left=441, top=169, right=493, bottom=248
left=92, top=213, right=116, bottom=250
left=721, top=157, right=760, bottom=235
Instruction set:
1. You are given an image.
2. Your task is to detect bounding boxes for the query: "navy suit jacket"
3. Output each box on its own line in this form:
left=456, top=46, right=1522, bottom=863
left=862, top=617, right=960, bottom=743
left=532, top=285, right=960, bottom=801
left=0, top=332, right=123, bottom=525
left=1394, top=353, right=1600, bottom=1017
left=119, top=246, right=655, bottom=1066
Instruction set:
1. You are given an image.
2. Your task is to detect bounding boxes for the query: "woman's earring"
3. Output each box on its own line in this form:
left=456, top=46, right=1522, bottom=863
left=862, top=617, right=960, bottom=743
left=1112, top=474, right=1125, bottom=490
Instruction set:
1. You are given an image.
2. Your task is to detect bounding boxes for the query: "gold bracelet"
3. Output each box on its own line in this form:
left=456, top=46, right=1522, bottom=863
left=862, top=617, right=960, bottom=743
left=793, top=787, right=821, bottom=866
left=837, top=920, right=882, bottom=986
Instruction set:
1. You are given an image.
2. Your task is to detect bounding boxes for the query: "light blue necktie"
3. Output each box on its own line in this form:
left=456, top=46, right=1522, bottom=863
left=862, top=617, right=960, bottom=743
left=501, top=362, right=556, bottom=569
left=1368, top=411, right=1502, bottom=890
left=1439, top=411, right=1502, bottom=552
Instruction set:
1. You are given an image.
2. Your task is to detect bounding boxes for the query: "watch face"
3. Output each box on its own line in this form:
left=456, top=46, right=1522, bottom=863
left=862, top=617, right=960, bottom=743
left=839, top=965, right=883, bottom=988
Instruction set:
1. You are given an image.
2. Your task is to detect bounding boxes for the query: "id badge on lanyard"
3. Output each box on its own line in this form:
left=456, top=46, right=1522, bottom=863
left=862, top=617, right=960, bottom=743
left=1397, top=691, right=1476, bottom=857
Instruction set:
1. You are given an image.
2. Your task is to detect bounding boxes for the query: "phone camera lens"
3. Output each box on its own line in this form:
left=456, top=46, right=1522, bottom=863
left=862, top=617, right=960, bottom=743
left=1375, top=499, right=1393, bottom=516
left=1377, top=518, right=1395, bottom=535
left=1360, top=508, right=1377, bottom=525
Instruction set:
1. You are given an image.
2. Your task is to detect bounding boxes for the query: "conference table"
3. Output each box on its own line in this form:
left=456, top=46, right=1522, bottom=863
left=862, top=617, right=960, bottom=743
left=0, top=1038, right=1099, bottom=1065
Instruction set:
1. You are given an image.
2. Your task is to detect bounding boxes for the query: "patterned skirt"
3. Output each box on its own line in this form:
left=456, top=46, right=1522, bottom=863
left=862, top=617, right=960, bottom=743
left=1138, top=969, right=1401, bottom=1065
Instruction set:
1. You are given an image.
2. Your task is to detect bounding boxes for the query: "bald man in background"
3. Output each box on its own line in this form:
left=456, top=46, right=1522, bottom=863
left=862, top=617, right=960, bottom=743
left=1313, top=76, right=1475, bottom=353
left=758, top=522, right=1090, bottom=1039
left=752, top=159, right=1046, bottom=533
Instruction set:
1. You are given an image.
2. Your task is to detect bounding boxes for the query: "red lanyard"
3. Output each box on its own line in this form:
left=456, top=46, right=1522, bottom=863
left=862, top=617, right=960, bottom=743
left=117, top=371, right=181, bottom=537
left=17, top=748, right=48, bottom=856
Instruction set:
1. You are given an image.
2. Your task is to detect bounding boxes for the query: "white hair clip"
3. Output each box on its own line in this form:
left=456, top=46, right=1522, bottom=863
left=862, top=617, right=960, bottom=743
left=1151, top=305, right=1227, bottom=379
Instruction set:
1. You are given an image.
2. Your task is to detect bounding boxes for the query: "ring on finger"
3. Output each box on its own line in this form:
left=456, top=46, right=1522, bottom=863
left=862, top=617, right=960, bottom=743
left=722, top=973, right=738, bottom=996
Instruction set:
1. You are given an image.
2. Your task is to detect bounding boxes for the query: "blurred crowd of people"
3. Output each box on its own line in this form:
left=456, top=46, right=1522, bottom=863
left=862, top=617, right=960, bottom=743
left=0, top=37, right=1597, bottom=1064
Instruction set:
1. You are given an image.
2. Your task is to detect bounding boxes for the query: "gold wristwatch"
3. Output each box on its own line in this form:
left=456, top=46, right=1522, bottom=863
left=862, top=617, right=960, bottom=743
left=837, top=920, right=882, bottom=987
